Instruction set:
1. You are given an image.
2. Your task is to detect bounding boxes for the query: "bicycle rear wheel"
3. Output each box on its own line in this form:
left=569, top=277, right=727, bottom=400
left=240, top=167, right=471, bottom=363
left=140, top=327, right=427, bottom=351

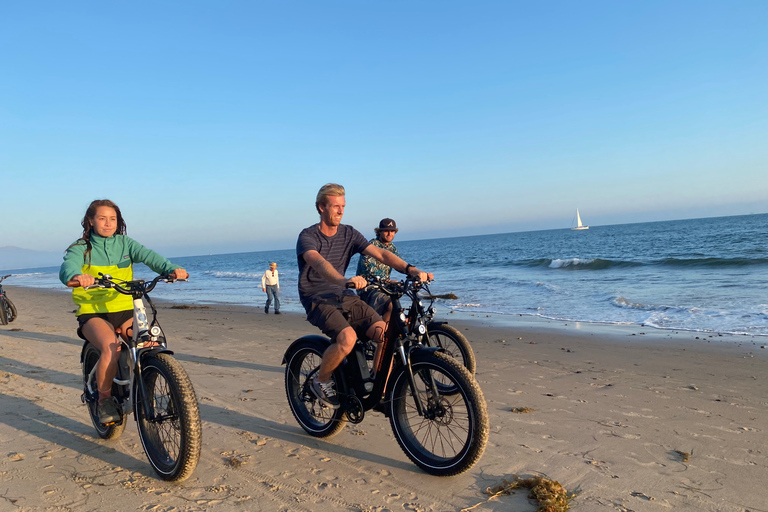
left=81, top=343, right=126, bottom=440
left=388, top=352, right=488, bottom=476
left=284, top=343, right=346, bottom=438
left=5, top=297, right=16, bottom=322
left=135, top=353, right=202, bottom=481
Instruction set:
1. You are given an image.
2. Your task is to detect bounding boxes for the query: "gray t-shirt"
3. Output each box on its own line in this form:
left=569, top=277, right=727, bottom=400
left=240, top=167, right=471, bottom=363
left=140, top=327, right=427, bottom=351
left=296, top=223, right=371, bottom=312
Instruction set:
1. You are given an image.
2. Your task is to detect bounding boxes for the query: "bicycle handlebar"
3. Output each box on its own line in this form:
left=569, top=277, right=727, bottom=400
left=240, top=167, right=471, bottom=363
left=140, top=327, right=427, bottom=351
left=67, top=273, right=185, bottom=293
left=361, top=275, right=432, bottom=298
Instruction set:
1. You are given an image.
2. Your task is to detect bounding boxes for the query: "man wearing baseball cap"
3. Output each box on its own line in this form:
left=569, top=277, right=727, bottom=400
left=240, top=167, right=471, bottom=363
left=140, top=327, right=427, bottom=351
left=356, top=218, right=401, bottom=324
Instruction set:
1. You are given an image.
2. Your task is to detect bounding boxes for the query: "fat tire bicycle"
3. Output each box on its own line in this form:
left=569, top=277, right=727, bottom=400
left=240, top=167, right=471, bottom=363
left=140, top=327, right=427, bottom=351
left=0, top=275, right=18, bottom=325
left=71, top=273, right=202, bottom=481
left=283, top=277, right=489, bottom=476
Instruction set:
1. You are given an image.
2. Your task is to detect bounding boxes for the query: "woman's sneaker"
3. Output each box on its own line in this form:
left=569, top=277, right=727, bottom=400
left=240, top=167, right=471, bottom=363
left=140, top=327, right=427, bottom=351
left=97, top=398, right=121, bottom=424
left=310, top=376, right=339, bottom=409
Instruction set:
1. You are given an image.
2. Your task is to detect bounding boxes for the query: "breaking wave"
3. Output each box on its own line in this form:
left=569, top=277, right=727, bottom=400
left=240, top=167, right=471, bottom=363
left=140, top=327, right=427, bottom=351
left=509, top=256, right=768, bottom=270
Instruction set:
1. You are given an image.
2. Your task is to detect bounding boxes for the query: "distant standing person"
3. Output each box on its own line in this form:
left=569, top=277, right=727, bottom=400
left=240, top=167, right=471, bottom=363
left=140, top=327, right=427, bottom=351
left=356, top=218, right=400, bottom=324
left=261, top=262, right=280, bottom=314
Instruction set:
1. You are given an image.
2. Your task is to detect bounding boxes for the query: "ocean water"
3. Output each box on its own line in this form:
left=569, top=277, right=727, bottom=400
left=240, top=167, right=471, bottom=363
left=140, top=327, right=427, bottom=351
left=7, top=213, right=768, bottom=337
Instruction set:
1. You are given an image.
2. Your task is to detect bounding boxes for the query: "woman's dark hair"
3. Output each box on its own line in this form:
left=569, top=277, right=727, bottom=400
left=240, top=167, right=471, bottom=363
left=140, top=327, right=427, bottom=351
left=70, top=199, right=127, bottom=267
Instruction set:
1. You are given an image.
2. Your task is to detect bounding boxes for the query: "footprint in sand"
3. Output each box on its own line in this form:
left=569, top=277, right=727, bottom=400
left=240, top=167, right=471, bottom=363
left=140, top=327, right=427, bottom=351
left=383, top=493, right=401, bottom=503
left=314, top=481, right=340, bottom=491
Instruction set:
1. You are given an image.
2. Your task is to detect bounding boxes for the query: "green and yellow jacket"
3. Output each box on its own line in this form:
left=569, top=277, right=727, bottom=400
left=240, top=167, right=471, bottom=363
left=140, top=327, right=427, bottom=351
left=59, top=233, right=181, bottom=316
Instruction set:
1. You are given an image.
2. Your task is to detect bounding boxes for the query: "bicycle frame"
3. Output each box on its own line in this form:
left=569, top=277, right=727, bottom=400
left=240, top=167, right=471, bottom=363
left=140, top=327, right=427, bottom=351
left=83, top=274, right=176, bottom=422
left=345, top=279, right=443, bottom=417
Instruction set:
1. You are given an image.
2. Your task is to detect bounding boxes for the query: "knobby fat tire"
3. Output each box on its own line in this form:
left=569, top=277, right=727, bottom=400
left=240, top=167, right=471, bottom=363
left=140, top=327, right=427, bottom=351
left=136, top=353, right=202, bottom=482
left=387, top=351, right=489, bottom=476
left=284, top=342, right=347, bottom=438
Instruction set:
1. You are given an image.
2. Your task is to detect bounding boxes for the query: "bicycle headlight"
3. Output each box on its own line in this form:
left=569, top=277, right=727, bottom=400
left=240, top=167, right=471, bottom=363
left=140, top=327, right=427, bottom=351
left=399, top=312, right=407, bottom=323
left=150, top=326, right=162, bottom=337
left=417, top=324, right=426, bottom=335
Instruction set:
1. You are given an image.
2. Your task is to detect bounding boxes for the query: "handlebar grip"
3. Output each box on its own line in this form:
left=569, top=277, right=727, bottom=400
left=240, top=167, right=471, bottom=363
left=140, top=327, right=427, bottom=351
left=67, top=279, right=104, bottom=290
left=345, top=282, right=356, bottom=289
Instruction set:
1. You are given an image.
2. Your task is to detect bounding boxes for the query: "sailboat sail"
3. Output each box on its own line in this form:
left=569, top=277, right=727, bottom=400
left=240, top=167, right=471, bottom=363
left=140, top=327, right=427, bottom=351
left=572, top=209, right=589, bottom=230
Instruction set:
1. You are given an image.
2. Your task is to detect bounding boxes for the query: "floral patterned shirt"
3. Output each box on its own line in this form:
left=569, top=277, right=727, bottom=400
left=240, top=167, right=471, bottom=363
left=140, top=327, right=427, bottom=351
left=356, top=238, right=400, bottom=280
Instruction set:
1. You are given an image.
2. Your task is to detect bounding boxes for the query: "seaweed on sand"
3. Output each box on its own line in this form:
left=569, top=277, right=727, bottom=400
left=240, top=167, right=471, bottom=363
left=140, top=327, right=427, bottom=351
left=511, top=407, right=535, bottom=413
left=461, top=475, right=577, bottom=512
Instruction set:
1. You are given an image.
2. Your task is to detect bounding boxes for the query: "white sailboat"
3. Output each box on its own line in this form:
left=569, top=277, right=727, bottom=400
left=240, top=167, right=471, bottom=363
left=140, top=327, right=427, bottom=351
left=571, top=209, right=589, bottom=230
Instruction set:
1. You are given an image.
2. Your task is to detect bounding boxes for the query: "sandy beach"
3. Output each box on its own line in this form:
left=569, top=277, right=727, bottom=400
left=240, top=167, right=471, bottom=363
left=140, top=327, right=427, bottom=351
left=0, top=285, right=766, bottom=512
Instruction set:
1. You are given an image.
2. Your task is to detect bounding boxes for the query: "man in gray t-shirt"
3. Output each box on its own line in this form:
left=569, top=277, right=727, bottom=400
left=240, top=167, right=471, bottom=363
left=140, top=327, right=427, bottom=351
left=296, top=183, right=431, bottom=409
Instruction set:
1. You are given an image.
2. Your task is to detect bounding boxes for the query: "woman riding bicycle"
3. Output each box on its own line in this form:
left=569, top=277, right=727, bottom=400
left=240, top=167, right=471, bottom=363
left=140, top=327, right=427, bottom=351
left=59, top=199, right=188, bottom=425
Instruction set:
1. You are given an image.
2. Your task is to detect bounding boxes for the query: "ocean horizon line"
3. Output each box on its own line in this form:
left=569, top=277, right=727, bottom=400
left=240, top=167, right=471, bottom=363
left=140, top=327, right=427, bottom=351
left=2, top=211, right=766, bottom=271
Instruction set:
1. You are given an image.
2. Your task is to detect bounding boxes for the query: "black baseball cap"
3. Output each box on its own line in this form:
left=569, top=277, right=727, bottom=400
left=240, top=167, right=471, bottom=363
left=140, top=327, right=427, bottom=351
left=378, top=218, right=397, bottom=231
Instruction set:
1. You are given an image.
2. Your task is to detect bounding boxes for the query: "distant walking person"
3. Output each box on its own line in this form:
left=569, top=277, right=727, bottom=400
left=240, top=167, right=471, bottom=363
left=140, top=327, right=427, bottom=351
left=261, top=262, right=281, bottom=314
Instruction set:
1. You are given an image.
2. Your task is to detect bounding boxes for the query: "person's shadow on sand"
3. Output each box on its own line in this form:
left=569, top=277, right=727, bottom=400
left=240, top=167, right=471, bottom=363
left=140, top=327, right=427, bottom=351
left=0, top=393, right=157, bottom=478
left=197, top=402, right=420, bottom=474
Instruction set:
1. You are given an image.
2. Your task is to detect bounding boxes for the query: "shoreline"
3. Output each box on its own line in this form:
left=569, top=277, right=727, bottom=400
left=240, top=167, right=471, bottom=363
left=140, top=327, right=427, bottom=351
left=1, top=286, right=766, bottom=511
left=6, top=283, right=768, bottom=346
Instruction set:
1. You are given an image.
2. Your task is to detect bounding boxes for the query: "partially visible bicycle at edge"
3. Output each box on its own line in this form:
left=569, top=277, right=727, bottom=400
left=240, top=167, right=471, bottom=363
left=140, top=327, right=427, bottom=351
left=68, top=273, right=202, bottom=481
left=363, top=278, right=475, bottom=377
left=0, top=275, right=18, bottom=325
left=283, top=276, right=489, bottom=476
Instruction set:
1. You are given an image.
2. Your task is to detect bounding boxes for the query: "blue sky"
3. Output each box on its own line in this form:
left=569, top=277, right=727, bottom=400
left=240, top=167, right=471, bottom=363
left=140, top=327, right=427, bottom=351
left=1, top=1, right=766, bottom=257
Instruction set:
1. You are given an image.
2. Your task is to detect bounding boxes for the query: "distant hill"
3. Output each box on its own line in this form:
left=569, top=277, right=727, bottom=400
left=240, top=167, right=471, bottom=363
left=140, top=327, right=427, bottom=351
left=0, top=246, right=62, bottom=271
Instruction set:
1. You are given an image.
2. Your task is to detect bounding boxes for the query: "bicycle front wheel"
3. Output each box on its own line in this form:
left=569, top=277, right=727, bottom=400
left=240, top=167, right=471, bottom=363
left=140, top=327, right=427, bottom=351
left=426, top=323, right=476, bottom=374
left=136, top=353, right=202, bottom=481
left=388, top=352, right=488, bottom=476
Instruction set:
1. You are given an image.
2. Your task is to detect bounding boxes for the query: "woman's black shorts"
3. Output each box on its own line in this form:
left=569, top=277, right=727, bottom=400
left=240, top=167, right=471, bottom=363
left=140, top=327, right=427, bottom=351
left=76, top=310, right=133, bottom=341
